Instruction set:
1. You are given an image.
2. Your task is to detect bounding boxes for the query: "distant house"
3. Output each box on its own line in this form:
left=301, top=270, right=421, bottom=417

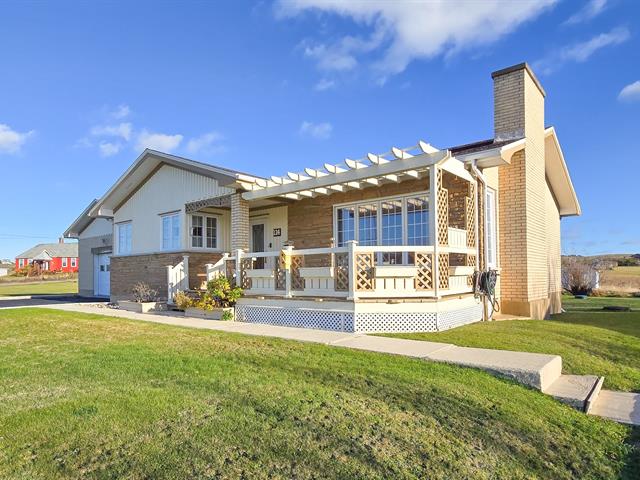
left=15, top=240, right=79, bottom=273
left=0, top=267, right=9, bottom=277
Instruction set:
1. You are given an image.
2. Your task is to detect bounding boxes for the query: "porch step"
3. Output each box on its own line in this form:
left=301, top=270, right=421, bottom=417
left=544, top=375, right=604, bottom=412
left=588, top=390, right=640, bottom=425
left=426, top=346, right=562, bottom=391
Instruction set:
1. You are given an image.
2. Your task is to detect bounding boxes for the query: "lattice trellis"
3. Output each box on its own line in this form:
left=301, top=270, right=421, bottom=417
left=226, top=259, right=236, bottom=286
left=466, top=254, right=477, bottom=287
left=275, top=253, right=286, bottom=290
left=437, top=169, right=449, bottom=246
left=240, top=258, right=252, bottom=289
left=415, top=253, right=434, bottom=290
left=438, top=253, right=450, bottom=290
left=355, top=253, right=374, bottom=291
left=290, top=255, right=305, bottom=290
left=334, top=253, right=349, bottom=291
left=477, top=182, right=485, bottom=270
left=466, top=192, right=476, bottom=249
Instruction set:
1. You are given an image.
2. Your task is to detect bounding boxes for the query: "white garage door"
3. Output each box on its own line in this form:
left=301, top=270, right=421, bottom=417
left=94, top=253, right=110, bottom=297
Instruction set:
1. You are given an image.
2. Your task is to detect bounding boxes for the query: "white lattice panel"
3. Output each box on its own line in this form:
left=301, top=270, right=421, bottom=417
left=436, top=304, right=483, bottom=331
left=235, top=305, right=354, bottom=332
left=355, top=312, right=438, bottom=333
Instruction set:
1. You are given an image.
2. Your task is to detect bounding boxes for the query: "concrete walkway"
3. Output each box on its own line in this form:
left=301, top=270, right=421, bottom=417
left=2, top=299, right=638, bottom=425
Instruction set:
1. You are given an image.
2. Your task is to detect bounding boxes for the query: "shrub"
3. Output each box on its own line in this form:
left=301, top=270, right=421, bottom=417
left=205, top=276, right=242, bottom=308
left=562, top=258, right=598, bottom=296
left=131, top=282, right=158, bottom=303
left=221, top=310, right=234, bottom=321
left=173, top=290, right=193, bottom=310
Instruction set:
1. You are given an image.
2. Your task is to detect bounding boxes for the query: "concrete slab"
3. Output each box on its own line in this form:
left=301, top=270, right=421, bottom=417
left=589, top=390, right=640, bottom=426
left=427, top=346, right=562, bottom=391
left=331, top=335, right=453, bottom=358
left=545, top=374, right=601, bottom=411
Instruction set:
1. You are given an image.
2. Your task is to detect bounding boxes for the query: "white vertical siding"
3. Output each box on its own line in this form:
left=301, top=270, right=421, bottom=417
left=113, top=164, right=234, bottom=255
left=249, top=206, right=288, bottom=252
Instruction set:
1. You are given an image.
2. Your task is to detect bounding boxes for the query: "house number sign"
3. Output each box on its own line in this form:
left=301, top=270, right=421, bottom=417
left=273, top=228, right=282, bottom=237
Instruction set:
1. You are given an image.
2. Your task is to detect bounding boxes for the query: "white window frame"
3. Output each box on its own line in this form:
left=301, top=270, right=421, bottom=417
left=332, top=191, right=431, bottom=253
left=485, top=187, right=498, bottom=268
left=71, top=257, right=77, bottom=268
left=62, top=258, right=68, bottom=268
left=116, top=221, right=132, bottom=255
left=190, top=214, right=220, bottom=250
left=160, top=211, right=182, bottom=251
left=18, top=258, right=24, bottom=268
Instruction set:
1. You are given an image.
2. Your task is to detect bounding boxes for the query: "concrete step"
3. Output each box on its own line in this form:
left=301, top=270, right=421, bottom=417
left=426, top=346, right=562, bottom=391
left=589, top=390, right=640, bottom=425
left=544, top=375, right=604, bottom=412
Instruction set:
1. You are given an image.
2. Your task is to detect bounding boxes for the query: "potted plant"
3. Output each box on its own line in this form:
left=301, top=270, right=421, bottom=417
left=118, top=282, right=166, bottom=313
left=184, top=276, right=241, bottom=320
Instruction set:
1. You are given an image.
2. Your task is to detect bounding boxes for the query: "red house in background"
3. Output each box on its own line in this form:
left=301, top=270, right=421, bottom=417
left=15, top=239, right=79, bottom=273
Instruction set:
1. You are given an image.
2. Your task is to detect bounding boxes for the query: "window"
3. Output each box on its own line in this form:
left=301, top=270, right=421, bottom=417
left=62, top=258, right=68, bottom=268
left=71, top=258, right=77, bottom=268
left=162, top=212, right=181, bottom=250
left=486, top=188, right=497, bottom=268
left=117, top=222, right=132, bottom=254
left=18, top=258, right=24, bottom=268
left=333, top=193, right=431, bottom=264
left=191, top=215, right=218, bottom=249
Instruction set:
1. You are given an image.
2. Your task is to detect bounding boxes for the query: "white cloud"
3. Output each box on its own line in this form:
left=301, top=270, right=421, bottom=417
left=314, top=78, right=336, bottom=91
left=98, top=141, right=122, bottom=157
left=0, top=124, right=34, bottom=154
left=565, top=0, right=608, bottom=25
left=90, top=122, right=132, bottom=141
left=136, top=129, right=183, bottom=152
left=110, top=104, right=131, bottom=119
left=534, top=27, right=630, bottom=74
left=186, top=131, right=226, bottom=155
left=618, top=80, right=640, bottom=102
left=299, top=121, right=332, bottom=140
left=277, top=0, right=557, bottom=81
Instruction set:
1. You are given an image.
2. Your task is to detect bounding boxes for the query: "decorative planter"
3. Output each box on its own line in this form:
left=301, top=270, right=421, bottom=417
left=118, top=300, right=167, bottom=313
left=184, top=307, right=234, bottom=320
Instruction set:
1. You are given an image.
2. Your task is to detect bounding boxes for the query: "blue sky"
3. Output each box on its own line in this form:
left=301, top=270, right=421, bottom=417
left=0, top=0, right=638, bottom=259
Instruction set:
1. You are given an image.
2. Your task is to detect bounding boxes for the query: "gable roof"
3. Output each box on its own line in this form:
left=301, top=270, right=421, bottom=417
left=63, top=199, right=98, bottom=239
left=88, top=149, right=261, bottom=217
left=16, top=242, right=78, bottom=259
left=544, top=126, right=581, bottom=217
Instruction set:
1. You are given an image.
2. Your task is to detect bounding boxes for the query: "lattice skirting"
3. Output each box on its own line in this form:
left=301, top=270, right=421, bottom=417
left=236, top=305, right=355, bottom=332
left=235, top=302, right=483, bottom=333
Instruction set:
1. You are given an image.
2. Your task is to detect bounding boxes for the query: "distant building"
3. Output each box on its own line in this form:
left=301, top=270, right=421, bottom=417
left=15, top=239, right=79, bottom=273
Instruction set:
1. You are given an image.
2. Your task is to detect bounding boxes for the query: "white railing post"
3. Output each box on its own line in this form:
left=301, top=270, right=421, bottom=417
left=284, top=245, right=293, bottom=298
left=346, top=240, right=358, bottom=300
left=182, top=255, right=189, bottom=291
left=235, top=249, right=243, bottom=287
left=166, top=264, right=174, bottom=304
left=429, top=165, right=440, bottom=298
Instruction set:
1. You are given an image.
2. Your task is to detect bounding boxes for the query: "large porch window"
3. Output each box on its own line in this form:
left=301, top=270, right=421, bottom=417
left=334, top=192, right=430, bottom=264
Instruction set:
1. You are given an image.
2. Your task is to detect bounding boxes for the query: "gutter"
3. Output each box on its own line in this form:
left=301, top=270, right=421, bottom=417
left=468, top=160, right=489, bottom=272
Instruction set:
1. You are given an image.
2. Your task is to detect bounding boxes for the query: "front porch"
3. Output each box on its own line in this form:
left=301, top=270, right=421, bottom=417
left=167, top=140, right=505, bottom=332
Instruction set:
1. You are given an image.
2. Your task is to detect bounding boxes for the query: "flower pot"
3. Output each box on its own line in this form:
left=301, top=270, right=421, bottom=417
left=118, top=300, right=167, bottom=313
left=184, top=307, right=234, bottom=320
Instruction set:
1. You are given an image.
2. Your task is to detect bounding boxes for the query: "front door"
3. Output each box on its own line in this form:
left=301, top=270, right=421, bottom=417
left=251, top=223, right=265, bottom=269
left=94, top=253, right=111, bottom=297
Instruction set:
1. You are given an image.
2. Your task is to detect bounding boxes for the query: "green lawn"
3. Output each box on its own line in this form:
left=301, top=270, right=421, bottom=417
left=0, top=280, right=78, bottom=297
left=384, top=299, right=640, bottom=393
left=0, top=308, right=637, bottom=479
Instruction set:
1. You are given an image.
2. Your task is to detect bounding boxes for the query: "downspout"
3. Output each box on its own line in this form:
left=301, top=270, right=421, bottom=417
left=468, top=160, right=491, bottom=321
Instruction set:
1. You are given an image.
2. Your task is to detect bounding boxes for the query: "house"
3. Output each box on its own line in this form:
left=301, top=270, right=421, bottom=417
left=15, top=239, right=79, bottom=273
left=63, top=200, right=113, bottom=297
left=76, top=63, right=580, bottom=332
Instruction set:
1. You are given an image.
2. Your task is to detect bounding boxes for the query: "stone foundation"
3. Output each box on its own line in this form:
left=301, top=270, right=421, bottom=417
left=110, top=251, right=222, bottom=301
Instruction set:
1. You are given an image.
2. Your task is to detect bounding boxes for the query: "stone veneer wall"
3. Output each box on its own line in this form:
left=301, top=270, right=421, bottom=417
left=230, top=193, right=249, bottom=252
left=110, top=251, right=222, bottom=301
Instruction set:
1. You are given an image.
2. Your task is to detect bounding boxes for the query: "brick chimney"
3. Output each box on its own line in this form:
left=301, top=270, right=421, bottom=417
left=492, top=63, right=555, bottom=319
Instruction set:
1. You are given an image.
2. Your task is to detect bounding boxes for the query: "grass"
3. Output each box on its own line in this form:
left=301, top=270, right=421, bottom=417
left=0, top=308, right=637, bottom=479
left=600, top=266, right=640, bottom=294
left=0, top=280, right=78, bottom=297
left=384, top=298, right=640, bottom=393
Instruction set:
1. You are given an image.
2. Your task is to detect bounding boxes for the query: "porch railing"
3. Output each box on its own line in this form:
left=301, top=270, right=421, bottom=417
left=167, top=255, right=189, bottom=303
left=208, top=231, right=476, bottom=300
